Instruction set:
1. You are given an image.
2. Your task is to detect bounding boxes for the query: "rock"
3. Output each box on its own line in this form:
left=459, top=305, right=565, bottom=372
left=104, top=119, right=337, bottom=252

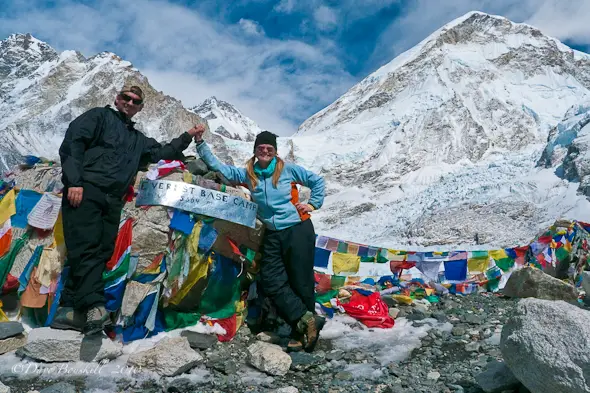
left=326, top=350, right=344, bottom=361
left=381, top=295, right=398, bottom=308
left=167, top=377, right=196, bottom=393
left=475, top=360, right=521, bottom=393
left=0, top=333, right=27, bottom=355
left=432, top=311, right=449, bottom=322
left=180, top=331, right=218, bottom=350
left=0, top=381, right=9, bottom=393
left=501, top=298, right=590, bottom=393
left=465, top=342, right=481, bottom=352
left=452, top=327, right=466, bottom=336
left=0, top=322, right=24, bottom=340
left=289, top=352, right=324, bottom=371
left=389, top=307, right=400, bottom=319
left=464, top=313, right=484, bottom=325
left=274, top=387, right=299, bottom=393
left=127, top=337, right=202, bottom=377
left=335, top=371, right=353, bottom=380
left=20, top=328, right=121, bottom=362
left=427, top=371, right=441, bottom=380
left=39, top=382, right=76, bottom=393
left=502, top=266, right=578, bottom=301
left=256, top=331, right=281, bottom=344
left=247, top=342, right=292, bottom=376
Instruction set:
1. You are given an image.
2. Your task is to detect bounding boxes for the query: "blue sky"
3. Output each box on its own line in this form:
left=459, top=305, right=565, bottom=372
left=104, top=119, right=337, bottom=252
left=1, top=0, right=590, bottom=135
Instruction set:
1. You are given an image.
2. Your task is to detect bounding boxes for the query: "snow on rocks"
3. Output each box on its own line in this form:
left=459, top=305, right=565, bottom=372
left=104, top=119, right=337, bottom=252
left=127, top=336, right=202, bottom=377
left=247, top=342, right=292, bottom=376
left=501, top=298, right=590, bottom=393
left=502, top=266, right=578, bottom=301
left=19, top=328, right=122, bottom=362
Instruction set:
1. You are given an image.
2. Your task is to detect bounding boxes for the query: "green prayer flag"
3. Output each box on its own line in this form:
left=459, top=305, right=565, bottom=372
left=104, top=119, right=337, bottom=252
left=337, top=242, right=348, bottom=254
left=360, top=256, right=375, bottom=263
left=315, top=290, right=338, bottom=304
left=330, top=275, right=346, bottom=289
left=163, top=310, right=201, bottom=331
left=495, top=257, right=515, bottom=272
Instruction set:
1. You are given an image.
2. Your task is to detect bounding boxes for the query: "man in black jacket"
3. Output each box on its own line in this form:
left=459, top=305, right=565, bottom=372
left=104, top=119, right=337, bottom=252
left=52, top=86, right=205, bottom=335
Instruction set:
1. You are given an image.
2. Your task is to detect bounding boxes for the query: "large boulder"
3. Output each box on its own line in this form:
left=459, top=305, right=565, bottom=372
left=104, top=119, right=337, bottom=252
left=127, top=337, right=202, bottom=377
left=502, top=266, right=578, bottom=301
left=19, top=328, right=122, bottom=362
left=247, top=342, right=292, bottom=376
left=501, top=298, right=590, bottom=393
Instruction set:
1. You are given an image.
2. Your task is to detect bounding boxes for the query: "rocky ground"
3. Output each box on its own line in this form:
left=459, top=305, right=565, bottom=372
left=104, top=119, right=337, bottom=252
left=0, top=292, right=527, bottom=393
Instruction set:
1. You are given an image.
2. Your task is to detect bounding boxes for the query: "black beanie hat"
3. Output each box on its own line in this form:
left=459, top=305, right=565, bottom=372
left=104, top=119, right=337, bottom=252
left=254, top=131, right=277, bottom=152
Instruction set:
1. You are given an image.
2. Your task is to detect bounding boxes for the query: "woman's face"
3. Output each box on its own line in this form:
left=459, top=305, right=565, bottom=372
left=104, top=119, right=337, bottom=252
left=255, top=144, right=276, bottom=166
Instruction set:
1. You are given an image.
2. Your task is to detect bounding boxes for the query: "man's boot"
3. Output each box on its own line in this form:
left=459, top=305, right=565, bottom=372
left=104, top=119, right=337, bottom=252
left=83, top=305, right=112, bottom=335
left=287, top=330, right=305, bottom=353
left=297, top=311, right=326, bottom=353
left=50, top=307, right=85, bottom=332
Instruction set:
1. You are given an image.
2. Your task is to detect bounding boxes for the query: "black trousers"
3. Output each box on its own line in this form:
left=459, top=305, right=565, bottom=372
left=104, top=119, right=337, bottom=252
left=60, top=184, right=124, bottom=311
left=259, top=219, right=316, bottom=326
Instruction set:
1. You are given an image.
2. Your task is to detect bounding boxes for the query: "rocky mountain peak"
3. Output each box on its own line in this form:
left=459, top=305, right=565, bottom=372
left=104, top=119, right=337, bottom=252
left=190, top=96, right=261, bottom=142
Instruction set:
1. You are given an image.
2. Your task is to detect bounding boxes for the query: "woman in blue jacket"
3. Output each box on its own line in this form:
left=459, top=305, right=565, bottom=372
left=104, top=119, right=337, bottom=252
left=192, top=128, right=326, bottom=352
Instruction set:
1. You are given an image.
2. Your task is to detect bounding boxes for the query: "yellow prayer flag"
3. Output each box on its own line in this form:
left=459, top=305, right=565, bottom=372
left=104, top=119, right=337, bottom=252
left=392, top=294, right=413, bottom=305
left=0, top=189, right=16, bottom=225
left=169, top=222, right=208, bottom=306
left=183, top=171, right=193, bottom=184
left=425, top=288, right=434, bottom=296
left=53, top=212, right=65, bottom=247
left=468, top=257, right=489, bottom=273
left=489, top=249, right=508, bottom=260
left=332, top=252, right=361, bottom=275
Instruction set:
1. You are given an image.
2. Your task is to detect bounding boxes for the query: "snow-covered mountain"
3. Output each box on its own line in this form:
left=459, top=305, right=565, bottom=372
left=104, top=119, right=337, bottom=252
left=4, top=10, right=590, bottom=250
left=288, top=11, right=590, bottom=248
left=0, top=33, right=240, bottom=171
left=190, top=97, right=262, bottom=142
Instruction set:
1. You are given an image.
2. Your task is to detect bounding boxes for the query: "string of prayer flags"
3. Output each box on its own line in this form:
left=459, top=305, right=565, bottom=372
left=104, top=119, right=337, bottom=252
left=12, top=189, right=42, bottom=228
left=489, top=249, right=515, bottom=272
left=0, top=219, right=12, bottom=257
left=332, top=252, right=360, bottom=275
left=314, top=247, right=331, bottom=269
left=444, top=259, right=467, bottom=281
left=0, top=189, right=16, bottom=226
left=27, top=193, right=61, bottom=230
left=468, top=251, right=489, bottom=273
left=415, top=260, right=442, bottom=281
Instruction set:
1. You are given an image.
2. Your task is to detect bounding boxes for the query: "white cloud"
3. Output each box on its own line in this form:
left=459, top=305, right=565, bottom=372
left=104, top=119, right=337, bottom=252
left=274, top=0, right=296, bottom=13
left=314, top=6, right=338, bottom=32
left=525, top=0, right=590, bottom=44
left=238, top=18, right=265, bottom=36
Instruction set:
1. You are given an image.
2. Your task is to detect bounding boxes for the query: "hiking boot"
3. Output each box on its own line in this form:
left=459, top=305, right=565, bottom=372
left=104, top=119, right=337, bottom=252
left=287, top=331, right=305, bottom=353
left=83, top=305, right=112, bottom=335
left=50, top=307, right=85, bottom=332
left=297, top=312, right=326, bottom=353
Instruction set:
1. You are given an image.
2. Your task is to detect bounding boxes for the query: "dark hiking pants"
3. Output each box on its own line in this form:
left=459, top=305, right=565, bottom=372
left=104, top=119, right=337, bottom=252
left=259, top=219, right=316, bottom=327
left=60, top=183, right=124, bottom=312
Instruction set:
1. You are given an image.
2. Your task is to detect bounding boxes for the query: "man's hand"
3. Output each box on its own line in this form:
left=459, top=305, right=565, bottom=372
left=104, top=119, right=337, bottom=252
left=68, top=187, right=84, bottom=208
left=188, top=124, right=206, bottom=141
left=295, top=203, right=313, bottom=214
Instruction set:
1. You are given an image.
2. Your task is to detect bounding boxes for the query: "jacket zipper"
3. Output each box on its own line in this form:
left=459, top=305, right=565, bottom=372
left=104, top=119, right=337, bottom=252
left=263, top=175, right=275, bottom=230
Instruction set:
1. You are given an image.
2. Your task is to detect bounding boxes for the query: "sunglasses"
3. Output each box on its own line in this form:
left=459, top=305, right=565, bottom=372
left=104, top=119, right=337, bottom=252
left=256, top=146, right=276, bottom=153
left=119, top=93, right=143, bottom=105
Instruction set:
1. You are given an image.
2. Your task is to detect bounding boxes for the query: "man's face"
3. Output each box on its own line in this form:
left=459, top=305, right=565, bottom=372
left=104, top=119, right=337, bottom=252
left=255, top=144, right=276, bottom=166
left=115, top=91, right=144, bottom=118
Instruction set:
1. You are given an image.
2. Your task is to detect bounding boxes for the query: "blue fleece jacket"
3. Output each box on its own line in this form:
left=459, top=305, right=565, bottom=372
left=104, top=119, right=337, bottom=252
left=196, top=142, right=325, bottom=231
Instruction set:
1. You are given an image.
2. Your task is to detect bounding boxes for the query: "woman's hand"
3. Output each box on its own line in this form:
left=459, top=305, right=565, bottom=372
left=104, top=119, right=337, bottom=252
left=295, top=203, right=314, bottom=214
left=188, top=124, right=206, bottom=141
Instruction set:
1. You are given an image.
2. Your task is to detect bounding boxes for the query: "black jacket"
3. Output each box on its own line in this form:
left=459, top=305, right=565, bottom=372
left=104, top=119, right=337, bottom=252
left=59, top=106, right=192, bottom=197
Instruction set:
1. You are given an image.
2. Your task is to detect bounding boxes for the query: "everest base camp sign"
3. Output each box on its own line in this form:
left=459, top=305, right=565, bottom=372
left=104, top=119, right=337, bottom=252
left=136, top=180, right=258, bottom=228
